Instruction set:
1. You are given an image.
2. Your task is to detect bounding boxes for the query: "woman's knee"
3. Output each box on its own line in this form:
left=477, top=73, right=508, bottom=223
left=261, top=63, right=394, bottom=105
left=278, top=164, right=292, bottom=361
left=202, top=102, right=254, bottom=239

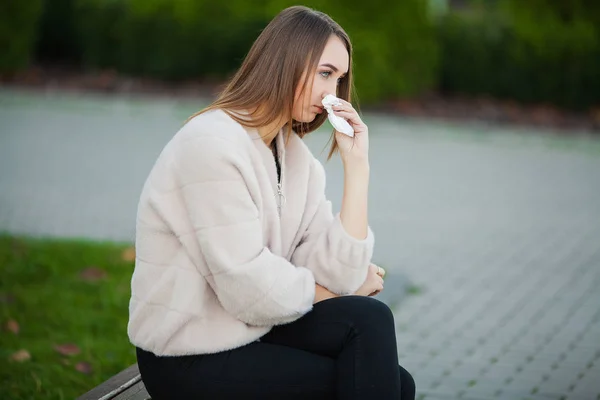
left=315, top=295, right=395, bottom=327
left=399, top=364, right=416, bottom=400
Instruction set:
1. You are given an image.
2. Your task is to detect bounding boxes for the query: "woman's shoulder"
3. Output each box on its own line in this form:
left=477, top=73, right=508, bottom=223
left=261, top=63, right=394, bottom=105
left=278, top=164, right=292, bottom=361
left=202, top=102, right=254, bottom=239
left=166, top=108, right=256, bottom=163
left=175, top=108, right=250, bottom=147
left=159, top=109, right=255, bottom=176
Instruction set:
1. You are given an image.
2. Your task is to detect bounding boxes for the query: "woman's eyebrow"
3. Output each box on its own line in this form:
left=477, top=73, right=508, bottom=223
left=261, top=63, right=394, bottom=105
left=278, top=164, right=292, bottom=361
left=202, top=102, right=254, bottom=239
left=319, top=63, right=348, bottom=75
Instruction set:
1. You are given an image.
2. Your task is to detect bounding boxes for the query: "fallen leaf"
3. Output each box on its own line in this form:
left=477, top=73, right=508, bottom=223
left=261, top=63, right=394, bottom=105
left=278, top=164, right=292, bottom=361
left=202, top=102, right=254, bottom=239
left=75, top=361, right=93, bottom=374
left=54, top=343, right=81, bottom=356
left=0, top=293, right=16, bottom=304
left=79, top=267, right=107, bottom=282
left=121, top=247, right=136, bottom=262
left=31, top=370, right=42, bottom=392
left=6, top=319, right=19, bottom=334
left=10, top=239, right=28, bottom=257
left=10, top=349, right=31, bottom=362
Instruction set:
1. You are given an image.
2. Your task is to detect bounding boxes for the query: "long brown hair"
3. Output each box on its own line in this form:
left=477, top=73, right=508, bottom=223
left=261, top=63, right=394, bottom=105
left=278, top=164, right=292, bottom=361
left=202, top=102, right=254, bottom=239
left=188, top=5, right=355, bottom=159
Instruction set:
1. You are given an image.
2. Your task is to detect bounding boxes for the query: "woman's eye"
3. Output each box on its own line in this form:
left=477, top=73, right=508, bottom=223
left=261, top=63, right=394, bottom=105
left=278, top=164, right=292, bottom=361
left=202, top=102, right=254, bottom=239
left=320, top=71, right=344, bottom=84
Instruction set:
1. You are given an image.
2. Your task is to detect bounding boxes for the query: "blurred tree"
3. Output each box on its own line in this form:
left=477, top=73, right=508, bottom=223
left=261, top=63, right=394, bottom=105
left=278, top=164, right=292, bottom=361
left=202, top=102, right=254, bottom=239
left=501, top=0, right=600, bottom=109
left=38, top=0, right=439, bottom=104
left=438, top=0, right=600, bottom=110
left=0, top=0, right=43, bottom=74
left=35, top=0, right=80, bottom=65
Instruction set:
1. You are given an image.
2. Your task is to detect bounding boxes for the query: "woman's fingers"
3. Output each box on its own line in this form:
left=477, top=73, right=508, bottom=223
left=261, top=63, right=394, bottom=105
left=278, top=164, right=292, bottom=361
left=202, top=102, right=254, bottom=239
left=335, top=99, right=353, bottom=108
left=332, top=103, right=355, bottom=114
left=369, top=280, right=384, bottom=296
left=332, top=110, right=361, bottom=125
left=370, top=263, right=386, bottom=278
left=364, top=263, right=385, bottom=297
left=332, top=104, right=355, bottom=115
left=332, top=109, right=355, bottom=117
left=329, top=99, right=369, bottom=147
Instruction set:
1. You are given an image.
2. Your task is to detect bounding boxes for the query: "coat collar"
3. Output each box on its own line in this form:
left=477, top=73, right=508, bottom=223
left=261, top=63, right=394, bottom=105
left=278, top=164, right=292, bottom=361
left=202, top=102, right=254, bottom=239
left=244, top=124, right=312, bottom=259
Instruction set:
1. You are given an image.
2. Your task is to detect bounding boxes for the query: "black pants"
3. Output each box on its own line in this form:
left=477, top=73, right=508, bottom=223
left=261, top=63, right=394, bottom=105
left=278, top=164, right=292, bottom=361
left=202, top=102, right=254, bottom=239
left=136, top=295, right=415, bottom=399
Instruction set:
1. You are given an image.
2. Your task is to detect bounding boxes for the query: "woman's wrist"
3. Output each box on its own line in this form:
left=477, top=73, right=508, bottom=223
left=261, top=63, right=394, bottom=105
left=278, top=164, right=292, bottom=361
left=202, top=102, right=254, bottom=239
left=342, top=156, right=370, bottom=173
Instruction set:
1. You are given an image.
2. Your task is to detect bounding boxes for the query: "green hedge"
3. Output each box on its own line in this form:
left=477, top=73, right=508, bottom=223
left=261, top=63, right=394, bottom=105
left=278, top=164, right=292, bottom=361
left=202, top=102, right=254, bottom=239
left=438, top=1, right=600, bottom=110
left=71, top=0, right=268, bottom=80
left=35, top=0, right=80, bottom=64
left=0, top=0, right=43, bottom=74
left=31, top=0, right=438, bottom=103
left=11, top=0, right=600, bottom=110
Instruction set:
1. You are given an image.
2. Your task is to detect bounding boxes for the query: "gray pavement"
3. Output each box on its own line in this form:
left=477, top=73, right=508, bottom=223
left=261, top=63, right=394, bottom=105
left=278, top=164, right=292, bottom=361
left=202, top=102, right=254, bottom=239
left=1, top=88, right=600, bottom=400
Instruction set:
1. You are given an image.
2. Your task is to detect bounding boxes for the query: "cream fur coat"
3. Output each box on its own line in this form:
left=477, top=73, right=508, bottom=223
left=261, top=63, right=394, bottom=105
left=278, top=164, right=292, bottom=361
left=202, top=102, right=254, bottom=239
left=127, top=109, right=374, bottom=356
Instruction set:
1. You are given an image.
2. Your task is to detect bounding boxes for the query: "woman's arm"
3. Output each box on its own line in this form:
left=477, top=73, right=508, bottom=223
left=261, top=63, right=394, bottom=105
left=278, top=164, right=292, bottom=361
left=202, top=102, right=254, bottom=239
left=331, top=98, right=371, bottom=241
left=290, top=159, right=374, bottom=295
left=290, top=99, right=374, bottom=295
left=313, top=262, right=386, bottom=302
left=339, top=160, right=370, bottom=240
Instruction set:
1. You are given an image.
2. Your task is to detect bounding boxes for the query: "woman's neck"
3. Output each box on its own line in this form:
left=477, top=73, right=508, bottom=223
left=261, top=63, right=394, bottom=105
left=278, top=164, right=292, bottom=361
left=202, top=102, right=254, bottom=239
left=250, top=104, right=287, bottom=147
left=257, top=117, right=286, bottom=147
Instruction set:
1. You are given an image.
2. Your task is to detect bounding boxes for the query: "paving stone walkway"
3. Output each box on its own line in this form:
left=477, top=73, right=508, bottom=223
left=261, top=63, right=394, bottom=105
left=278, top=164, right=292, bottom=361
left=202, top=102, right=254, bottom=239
left=1, top=89, right=599, bottom=400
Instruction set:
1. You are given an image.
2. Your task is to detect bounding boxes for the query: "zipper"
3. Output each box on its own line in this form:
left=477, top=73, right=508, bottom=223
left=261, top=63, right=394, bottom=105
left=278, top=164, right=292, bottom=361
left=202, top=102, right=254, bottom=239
left=272, top=138, right=286, bottom=216
left=276, top=182, right=286, bottom=215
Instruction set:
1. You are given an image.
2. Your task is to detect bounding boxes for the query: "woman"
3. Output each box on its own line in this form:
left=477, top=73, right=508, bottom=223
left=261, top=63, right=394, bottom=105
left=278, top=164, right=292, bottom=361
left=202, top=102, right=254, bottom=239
left=128, top=5, right=415, bottom=399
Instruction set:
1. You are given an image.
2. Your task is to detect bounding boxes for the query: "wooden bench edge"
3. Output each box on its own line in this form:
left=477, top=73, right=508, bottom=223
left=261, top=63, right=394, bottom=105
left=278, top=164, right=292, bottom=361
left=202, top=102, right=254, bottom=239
left=76, top=363, right=142, bottom=400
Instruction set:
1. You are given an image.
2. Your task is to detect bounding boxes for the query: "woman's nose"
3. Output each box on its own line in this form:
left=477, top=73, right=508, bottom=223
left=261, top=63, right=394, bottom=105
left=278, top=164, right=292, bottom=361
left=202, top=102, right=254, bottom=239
left=321, top=87, right=336, bottom=99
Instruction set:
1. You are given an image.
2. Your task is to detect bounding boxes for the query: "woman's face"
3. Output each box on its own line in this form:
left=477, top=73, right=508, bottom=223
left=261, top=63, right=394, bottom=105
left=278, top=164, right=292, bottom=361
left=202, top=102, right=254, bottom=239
left=292, top=35, right=349, bottom=123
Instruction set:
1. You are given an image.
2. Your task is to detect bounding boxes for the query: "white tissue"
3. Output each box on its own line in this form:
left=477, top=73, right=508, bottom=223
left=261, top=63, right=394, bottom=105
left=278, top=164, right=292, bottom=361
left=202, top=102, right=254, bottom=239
left=321, top=94, right=354, bottom=137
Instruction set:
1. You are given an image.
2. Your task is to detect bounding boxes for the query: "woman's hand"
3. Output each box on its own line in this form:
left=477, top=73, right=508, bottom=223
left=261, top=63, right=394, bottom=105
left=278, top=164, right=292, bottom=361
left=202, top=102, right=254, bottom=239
left=354, top=263, right=385, bottom=297
left=331, top=99, right=369, bottom=164
left=368, top=263, right=386, bottom=296
left=314, top=263, right=385, bottom=302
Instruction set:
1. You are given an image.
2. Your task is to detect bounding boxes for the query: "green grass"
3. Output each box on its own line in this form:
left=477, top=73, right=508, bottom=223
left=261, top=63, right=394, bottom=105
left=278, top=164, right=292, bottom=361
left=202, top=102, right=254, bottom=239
left=406, top=285, right=423, bottom=295
left=0, top=234, right=137, bottom=400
